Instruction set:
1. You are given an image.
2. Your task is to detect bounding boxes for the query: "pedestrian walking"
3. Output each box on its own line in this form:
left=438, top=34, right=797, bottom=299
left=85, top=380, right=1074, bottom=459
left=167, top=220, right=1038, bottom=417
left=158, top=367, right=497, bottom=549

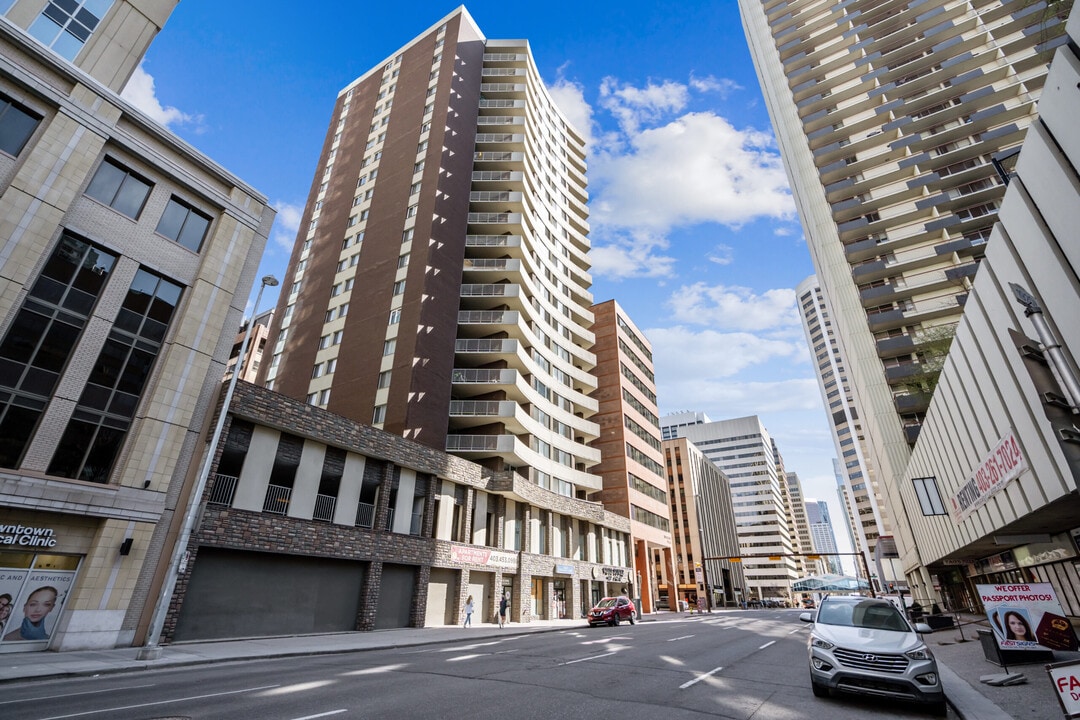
left=463, top=595, right=474, bottom=627
left=498, top=593, right=509, bottom=628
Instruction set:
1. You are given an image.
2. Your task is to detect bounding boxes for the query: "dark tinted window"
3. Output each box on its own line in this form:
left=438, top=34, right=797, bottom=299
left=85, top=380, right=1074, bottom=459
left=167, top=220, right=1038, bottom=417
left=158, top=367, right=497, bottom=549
left=85, top=157, right=151, bottom=218
left=156, top=196, right=212, bottom=252
left=0, top=93, right=42, bottom=156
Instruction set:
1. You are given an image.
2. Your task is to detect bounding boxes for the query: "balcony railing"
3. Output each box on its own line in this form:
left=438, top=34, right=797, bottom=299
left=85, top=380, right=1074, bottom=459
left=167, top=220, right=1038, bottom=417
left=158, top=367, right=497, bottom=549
left=263, top=484, right=292, bottom=515
left=207, top=474, right=238, bottom=506
left=460, top=283, right=514, bottom=297
left=456, top=338, right=516, bottom=353
left=313, top=493, right=336, bottom=522
left=463, top=258, right=514, bottom=269
left=356, top=501, right=376, bottom=529
left=469, top=191, right=513, bottom=202
left=474, top=151, right=515, bottom=162
left=449, top=400, right=512, bottom=416
left=466, top=234, right=521, bottom=247
left=467, top=212, right=517, bottom=223
left=451, top=368, right=515, bottom=384
left=458, top=310, right=517, bottom=324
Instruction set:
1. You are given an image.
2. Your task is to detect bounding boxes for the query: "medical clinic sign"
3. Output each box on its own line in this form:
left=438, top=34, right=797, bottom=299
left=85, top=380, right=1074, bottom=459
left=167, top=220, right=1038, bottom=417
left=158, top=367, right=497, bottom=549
left=949, top=430, right=1027, bottom=523
left=0, top=524, right=58, bottom=548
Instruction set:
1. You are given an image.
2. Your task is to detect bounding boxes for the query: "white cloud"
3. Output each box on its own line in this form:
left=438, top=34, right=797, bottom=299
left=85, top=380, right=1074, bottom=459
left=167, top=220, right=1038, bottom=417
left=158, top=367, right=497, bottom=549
left=590, top=112, right=794, bottom=233
left=120, top=64, right=202, bottom=129
left=647, top=325, right=803, bottom=381
left=707, top=244, right=734, bottom=265
left=658, top=374, right=823, bottom=416
left=588, top=229, right=676, bottom=280
left=270, top=201, right=304, bottom=253
left=667, top=282, right=799, bottom=331
left=599, top=77, right=689, bottom=134
left=689, top=75, right=742, bottom=97
left=548, top=77, right=594, bottom=151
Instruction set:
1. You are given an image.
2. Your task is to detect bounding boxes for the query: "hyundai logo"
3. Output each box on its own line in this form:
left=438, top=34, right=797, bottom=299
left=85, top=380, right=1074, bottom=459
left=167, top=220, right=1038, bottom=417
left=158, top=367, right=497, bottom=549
left=863, top=654, right=877, bottom=662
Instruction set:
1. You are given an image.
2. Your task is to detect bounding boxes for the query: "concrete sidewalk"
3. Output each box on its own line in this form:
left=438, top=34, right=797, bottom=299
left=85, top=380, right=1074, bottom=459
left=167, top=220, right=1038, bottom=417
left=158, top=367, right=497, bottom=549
left=0, top=611, right=1072, bottom=719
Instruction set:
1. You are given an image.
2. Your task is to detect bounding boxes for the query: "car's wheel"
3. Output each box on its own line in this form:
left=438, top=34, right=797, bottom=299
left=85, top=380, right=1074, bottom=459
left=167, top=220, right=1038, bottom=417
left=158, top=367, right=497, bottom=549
left=928, top=700, right=948, bottom=717
left=612, top=613, right=620, bottom=626
left=629, top=613, right=636, bottom=625
left=811, top=677, right=829, bottom=698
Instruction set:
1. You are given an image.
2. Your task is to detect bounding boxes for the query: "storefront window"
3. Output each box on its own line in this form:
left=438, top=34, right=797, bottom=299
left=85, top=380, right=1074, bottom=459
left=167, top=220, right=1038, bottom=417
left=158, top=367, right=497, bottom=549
left=0, top=552, right=81, bottom=650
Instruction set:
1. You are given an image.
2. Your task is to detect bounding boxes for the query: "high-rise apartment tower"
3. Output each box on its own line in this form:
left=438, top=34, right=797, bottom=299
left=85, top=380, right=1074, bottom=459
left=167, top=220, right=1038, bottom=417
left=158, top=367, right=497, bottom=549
left=260, top=7, right=601, bottom=499
left=738, top=0, right=1068, bottom=506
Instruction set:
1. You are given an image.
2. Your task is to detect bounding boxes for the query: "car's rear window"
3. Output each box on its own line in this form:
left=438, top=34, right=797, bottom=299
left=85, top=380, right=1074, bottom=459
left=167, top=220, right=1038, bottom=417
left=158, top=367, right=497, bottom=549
left=816, top=601, right=909, bottom=631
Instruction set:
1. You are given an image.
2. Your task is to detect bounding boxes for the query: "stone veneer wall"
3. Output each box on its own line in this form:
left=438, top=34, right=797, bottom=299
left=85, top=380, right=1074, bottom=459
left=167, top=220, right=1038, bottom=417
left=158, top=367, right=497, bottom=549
left=162, top=382, right=630, bottom=640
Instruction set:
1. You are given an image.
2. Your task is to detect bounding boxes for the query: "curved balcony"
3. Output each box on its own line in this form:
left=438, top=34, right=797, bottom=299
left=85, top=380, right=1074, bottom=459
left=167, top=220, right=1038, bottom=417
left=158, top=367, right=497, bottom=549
left=450, top=368, right=527, bottom=402
left=473, top=151, right=524, bottom=171
left=455, top=337, right=522, bottom=367
left=458, top=310, right=520, bottom=340
left=465, top=234, right=523, bottom=259
left=460, top=283, right=524, bottom=311
left=448, top=400, right=526, bottom=433
left=462, top=257, right=522, bottom=277
left=471, top=170, right=524, bottom=191
left=467, top=212, right=521, bottom=234
left=469, top=191, right=524, bottom=210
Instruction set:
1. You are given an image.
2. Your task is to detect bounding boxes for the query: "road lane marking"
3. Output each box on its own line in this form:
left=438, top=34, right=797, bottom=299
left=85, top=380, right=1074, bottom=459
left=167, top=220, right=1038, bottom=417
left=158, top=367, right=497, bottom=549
left=292, top=712, right=348, bottom=719
left=789, top=627, right=804, bottom=634
left=562, top=651, right=617, bottom=665
left=37, top=684, right=280, bottom=720
left=759, top=641, right=776, bottom=649
left=0, top=684, right=156, bottom=705
left=447, top=654, right=486, bottom=662
left=667, top=635, right=695, bottom=641
left=680, top=666, right=724, bottom=689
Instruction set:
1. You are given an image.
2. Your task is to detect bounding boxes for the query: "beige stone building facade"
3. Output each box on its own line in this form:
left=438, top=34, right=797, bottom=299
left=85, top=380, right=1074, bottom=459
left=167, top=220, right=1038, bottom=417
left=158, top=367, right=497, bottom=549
left=0, top=2, right=274, bottom=651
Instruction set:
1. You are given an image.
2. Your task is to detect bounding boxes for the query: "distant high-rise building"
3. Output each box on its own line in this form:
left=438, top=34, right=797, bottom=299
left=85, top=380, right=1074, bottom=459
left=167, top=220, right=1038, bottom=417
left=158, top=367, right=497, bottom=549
left=0, top=1, right=274, bottom=652
left=796, top=275, right=894, bottom=577
left=784, top=471, right=817, bottom=575
left=588, top=300, right=672, bottom=613
left=661, top=413, right=799, bottom=601
left=259, top=7, right=601, bottom=503
left=660, top=438, right=746, bottom=608
left=806, top=499, right=843, bottom=575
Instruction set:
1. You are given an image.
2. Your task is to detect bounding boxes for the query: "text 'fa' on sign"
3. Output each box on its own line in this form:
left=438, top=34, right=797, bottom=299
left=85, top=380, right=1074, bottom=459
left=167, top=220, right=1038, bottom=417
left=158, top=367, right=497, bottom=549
left=1047, top=659, right=1080, bottom=719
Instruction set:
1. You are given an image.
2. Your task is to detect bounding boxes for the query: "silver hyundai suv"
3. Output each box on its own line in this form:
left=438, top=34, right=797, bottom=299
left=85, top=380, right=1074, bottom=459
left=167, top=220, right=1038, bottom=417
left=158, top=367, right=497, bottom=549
left=801, top=595, right=946, bottom=716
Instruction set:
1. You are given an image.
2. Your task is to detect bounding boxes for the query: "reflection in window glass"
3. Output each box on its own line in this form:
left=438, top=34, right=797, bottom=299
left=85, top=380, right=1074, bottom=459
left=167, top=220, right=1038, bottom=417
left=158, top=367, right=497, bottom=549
left=28, top=0, right=114, bottom=61
left=85, top=158, right=151, bottom=219
left=0, top=92, right=42, bottom=156
left=156, top=197, right=212, bottom=252
left=47, top=269, right=181, bottom=483
left=0, top=234, right=116, bottom=469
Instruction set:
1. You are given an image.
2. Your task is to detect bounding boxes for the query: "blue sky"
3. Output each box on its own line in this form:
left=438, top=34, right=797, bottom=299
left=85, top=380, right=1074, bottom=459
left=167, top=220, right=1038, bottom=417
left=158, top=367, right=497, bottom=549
left=124, top=2, right=854, bottom=561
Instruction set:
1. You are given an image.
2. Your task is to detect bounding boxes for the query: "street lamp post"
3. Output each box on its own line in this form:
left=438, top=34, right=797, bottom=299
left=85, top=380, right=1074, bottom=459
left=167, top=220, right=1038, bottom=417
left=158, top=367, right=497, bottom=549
left=138, top=275, right=278, bottom=659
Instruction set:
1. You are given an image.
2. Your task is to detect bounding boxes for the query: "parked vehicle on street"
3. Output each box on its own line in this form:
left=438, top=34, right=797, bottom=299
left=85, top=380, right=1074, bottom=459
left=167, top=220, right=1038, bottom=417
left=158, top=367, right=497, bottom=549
left=801, top=595, right=945, bottom=716
left=587, top=596, right=636, bottom=627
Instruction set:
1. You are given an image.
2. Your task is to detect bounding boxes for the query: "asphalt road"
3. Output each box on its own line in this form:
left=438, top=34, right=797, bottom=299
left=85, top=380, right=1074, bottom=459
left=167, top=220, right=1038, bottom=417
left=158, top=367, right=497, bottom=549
left=0, top=610, right=949, bottom=719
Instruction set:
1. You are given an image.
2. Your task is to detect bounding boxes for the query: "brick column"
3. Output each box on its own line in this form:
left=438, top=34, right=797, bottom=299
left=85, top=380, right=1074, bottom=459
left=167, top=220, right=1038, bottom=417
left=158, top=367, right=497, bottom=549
left=421, top=473, right=437, bottom=538
left=413, top=564, right=431, bottom=628
left=516, top=572, right=529, bottom=623
left=373, top=461, right=396, bottom=531
left=457, top=568, right=470, bottom=627
left=357, top=561, right=382, bottom=631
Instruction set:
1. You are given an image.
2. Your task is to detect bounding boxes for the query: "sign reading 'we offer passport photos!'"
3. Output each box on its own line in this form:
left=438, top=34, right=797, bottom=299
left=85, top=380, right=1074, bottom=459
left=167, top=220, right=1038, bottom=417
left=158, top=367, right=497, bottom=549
left=977, top=583, right=1079, bottom=652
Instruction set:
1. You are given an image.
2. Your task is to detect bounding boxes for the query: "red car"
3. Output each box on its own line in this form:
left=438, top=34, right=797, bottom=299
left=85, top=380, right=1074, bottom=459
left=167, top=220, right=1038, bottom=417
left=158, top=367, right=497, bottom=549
left=588, top=596, right=636, bottom=627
